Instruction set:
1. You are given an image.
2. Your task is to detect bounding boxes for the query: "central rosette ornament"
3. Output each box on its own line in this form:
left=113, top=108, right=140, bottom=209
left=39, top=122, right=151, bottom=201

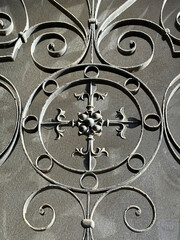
left=77, top=110, right=103, bottom=136
left=40, top=81, right=141, bottom=171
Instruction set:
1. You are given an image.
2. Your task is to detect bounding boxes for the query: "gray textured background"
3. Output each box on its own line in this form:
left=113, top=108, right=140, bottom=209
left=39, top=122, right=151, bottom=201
left=0, top=0, right=180, bottom=239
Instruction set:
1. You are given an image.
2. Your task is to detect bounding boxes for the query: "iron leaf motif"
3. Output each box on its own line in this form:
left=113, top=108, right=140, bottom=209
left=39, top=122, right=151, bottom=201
left=74, top=92, right=88, bottom=101
left=55, top=108, right=66, bottom=139
left=116, top=107, right=128, bottom=139
left=94, top=91, right=108, bottom=100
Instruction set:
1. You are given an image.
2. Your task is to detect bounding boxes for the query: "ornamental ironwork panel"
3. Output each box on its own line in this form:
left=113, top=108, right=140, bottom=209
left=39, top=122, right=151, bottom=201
left=0, top=0, right=179, bottom=240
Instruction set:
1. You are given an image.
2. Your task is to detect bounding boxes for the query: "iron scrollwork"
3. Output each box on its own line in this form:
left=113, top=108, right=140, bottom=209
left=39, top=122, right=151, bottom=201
left=19, top=0, right=166, bottom=238
left=160, top=0, right=180, bottom=48
left=21, top=62, right=162, bottom=238
left=1, top=0, right=179, bottom=238
left=0, top=0, right=29, bottom=61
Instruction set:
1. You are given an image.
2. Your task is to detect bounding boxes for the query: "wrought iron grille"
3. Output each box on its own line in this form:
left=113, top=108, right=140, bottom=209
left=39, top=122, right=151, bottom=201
left=0, top=0, right=179, bottom=239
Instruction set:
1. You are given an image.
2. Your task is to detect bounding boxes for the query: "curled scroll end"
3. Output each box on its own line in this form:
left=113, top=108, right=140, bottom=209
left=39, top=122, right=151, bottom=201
left=124, top=201, right=156, bottom=233
left=23, top=196, right=56, bottom=231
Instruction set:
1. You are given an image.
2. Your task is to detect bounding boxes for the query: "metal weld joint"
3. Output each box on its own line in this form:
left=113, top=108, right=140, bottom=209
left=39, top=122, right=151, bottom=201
left=19, top=31, right=27, bottom=43
left=88, top=18, right=98, bottom=29
left=81, top=219, right=95, bottom=229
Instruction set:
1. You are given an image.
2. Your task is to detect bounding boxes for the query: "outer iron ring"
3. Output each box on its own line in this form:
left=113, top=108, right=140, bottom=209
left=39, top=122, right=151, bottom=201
left=0, top=74, right=21, bottom=165
left=21, top=64, right=162, bottom=193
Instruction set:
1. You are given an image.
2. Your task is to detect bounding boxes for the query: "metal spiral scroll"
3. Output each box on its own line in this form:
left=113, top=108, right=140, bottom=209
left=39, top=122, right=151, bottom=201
left=0, top=0, right=29, bottom=60
left=90, top=186, right=156, bottom=235
left=0, top=12, right=14, bottom=37
left=0, top=0, right=179, bottom=63
left=28, top=22, right=89, bottom=73
left=163, top=74, right=180, bottom=162
left=96, top=21, right=155, bottom=72
left=160, top=0, right=180, bottom=46
left=13, top=0, right=89, bottom=73
left=0, top=74, right=21, bottom=166
left=23, top=185, right=85, bottom=231
left=23, top=184, right=155, bottom=237
left=0, top=0, right=89, bottom=65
